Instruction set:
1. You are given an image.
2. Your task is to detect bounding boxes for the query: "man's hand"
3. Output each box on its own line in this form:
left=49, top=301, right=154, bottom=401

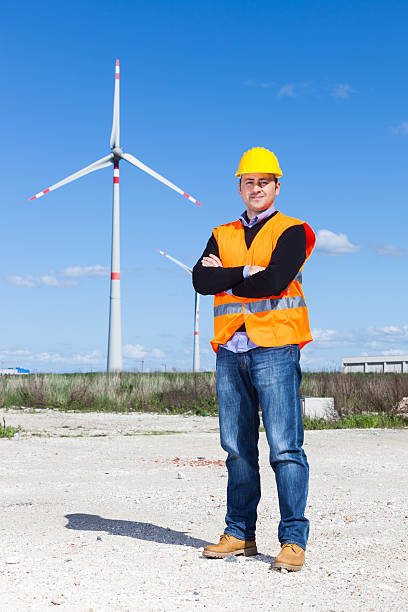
left=201, top=253, right=223, bottom=268
left=248, top=265, right=266, bottom=276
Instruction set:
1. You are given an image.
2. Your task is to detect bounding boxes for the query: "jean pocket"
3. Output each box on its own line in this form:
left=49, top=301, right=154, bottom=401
left=289, top=344, right=300, bottom=365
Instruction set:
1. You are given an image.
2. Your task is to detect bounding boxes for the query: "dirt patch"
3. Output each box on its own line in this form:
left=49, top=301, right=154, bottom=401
left=1, top=411, right=407, bottom=610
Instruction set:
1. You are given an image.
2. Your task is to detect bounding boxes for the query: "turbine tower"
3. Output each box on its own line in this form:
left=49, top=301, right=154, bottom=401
left=158, top=250, right=200, bottom=372
left=29, top=60, right=202, bottom=372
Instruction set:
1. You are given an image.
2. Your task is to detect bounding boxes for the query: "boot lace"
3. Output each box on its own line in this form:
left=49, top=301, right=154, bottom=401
left=220, top=533, right=232, bottom=542
left=282, top=542, right=302, bottom=552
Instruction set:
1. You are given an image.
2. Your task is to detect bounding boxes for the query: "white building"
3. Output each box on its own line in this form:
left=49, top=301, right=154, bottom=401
left=342, top=355, right=408, bottom=374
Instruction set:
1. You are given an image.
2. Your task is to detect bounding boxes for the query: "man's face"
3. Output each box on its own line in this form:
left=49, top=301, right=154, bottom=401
left=238, top=173, right=280, bottom=219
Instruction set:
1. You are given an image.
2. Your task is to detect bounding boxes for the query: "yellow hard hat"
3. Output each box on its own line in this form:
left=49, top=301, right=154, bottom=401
left=235, top=147, right=283, bottom=178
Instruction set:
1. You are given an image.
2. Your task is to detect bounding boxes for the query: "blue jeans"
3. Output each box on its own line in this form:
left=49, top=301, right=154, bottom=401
left=216, top=345, right=309, bottom=550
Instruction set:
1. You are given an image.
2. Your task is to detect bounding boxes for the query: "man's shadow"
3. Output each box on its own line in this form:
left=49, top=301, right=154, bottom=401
left=64, top=513, right=275, bottom=564
left=65, top=513, right=208, bottom=548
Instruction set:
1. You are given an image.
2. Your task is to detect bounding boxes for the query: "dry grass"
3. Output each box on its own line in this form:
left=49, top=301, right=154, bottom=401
left=0, top=372, right=217, bottom=415
left=301, top=372, right=408, bottom=417
left=0, top=371, right=407, bottom=420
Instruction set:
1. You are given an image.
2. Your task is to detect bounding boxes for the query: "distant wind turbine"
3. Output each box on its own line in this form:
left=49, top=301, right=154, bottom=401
left=158, top=250, right=200, bottom=372
left=29, top=60, right=202, bottom=372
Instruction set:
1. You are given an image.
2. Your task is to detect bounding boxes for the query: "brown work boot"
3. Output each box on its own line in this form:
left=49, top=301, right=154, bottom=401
left=203, top=533, right=257, bottom=559
left=272, top=543, right=305, bottom=571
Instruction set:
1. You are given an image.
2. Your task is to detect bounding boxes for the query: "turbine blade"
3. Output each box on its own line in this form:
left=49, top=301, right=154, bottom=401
left=29, top=154, right=114, bottom=200
left=158, top=249, right=192, bottom=273
left=110, top=59, right=120, bottom=149
left=122, top=153, right=202, bottom=207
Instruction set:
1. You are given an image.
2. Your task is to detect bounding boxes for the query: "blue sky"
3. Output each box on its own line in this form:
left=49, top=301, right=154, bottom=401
left=1, top=0, right=407, bottom=372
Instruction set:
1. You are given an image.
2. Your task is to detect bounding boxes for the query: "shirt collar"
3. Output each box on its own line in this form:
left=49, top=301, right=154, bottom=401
left=240, top=205, right=277, bottom=228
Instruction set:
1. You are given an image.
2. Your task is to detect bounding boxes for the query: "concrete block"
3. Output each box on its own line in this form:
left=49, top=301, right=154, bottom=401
left=301, top=396, right=335, bottom=420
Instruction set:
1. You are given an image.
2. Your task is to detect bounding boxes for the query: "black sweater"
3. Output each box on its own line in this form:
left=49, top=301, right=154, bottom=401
left=192, top=211, right=306, bottom=298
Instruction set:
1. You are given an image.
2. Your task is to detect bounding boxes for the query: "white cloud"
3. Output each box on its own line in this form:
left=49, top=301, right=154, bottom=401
left=0, top=347, right=104, bottom=367
left=0, top=348, right=31, bottom=356
left=303, top=324, right=408, bottom=370
left=312, top=328, right=340, bottom=343
left=244, top=79, right=273, bottom=89
left=1, top=343, right=168, bottom=371
left=123, top=344, right=147, bottom=359
left=123, top=345, right=165, bottom=359
left=366, top=325, right=408, bottom=341
left=311, top=328, right=356, bottom=346
left=62, top=265, right=109, bottom=277
left=40, top=275, right=77, bottom=287
left=310, top=325, right=408, bottom=349
left=246, top=80, right=357, bottom=100
left=332, top=84, right=355, bottom=99
left=277, top=84, right=295, bottom=98
left=6, top=275, right=37, bottom=288
left=391, top=121, right=408, bottom=136
left=315, top=229, right=359, bottom=256
left=372, top=243, right=406, bottom=257
left=5, top=264, right=109, bottom=288
left=295, top=320, right=408, bottom=373
left=33, top=350, right=103, bottom=364
left=6, top=274, right=77, bottom=288
left=39, top=275, right=60, bottom=287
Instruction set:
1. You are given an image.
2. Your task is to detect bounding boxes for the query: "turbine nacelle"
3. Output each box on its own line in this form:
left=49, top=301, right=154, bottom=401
left=111, top=147, right=124, bottom=161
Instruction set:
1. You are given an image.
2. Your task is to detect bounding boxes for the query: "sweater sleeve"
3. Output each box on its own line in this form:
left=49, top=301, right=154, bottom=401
left=192, top=233, right=245, bottom=295
left=232, top=225, right=307, bottom=298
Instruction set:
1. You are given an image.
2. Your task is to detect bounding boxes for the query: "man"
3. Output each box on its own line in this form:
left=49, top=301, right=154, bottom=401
left=192, top=147, right=315, bottom=572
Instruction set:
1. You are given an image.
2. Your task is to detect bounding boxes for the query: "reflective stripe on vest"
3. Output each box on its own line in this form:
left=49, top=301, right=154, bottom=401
left=245, top=295, right=305, bottom=313
left=214, top=295, right=306, bottom=318
left=214, top=302, right=243, bottom=317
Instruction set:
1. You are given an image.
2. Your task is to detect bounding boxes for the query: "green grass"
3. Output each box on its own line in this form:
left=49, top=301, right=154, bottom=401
left=259, top=412, right=407, bottom=430
left=302, top=412, right=407, bottom=430
left=0, top=423, right=21, bottom=438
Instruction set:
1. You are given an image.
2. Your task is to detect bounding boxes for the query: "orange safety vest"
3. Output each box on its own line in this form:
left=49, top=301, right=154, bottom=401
left=211, top=211, right=316, bottom=353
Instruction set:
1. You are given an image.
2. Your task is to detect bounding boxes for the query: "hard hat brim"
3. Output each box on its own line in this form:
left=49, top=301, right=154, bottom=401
left=235, top=170, right=283, bottom=178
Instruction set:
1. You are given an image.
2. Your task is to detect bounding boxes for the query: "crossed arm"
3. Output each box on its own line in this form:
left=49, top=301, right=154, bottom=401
left=192, top=225, right=307, bottom=298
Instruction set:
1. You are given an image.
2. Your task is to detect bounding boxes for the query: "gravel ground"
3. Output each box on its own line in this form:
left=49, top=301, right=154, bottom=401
left=1, top=409, right=408, bottom=611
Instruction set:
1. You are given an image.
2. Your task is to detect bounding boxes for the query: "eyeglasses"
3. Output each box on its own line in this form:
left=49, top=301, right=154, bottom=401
left=241, top=178, right=278, bottom=188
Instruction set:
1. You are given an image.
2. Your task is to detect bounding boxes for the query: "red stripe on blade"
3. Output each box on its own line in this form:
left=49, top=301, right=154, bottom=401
left=29, top=196, right=36, bottom=201
left=113, top=177, right=119, bottom=183
left=183, top=192, right=190, bottom=198
left=43, top=189, right=50, bottom=194
left=194, top=332, right=199, bottom=335
left=111, top=272, right=120, bottom=280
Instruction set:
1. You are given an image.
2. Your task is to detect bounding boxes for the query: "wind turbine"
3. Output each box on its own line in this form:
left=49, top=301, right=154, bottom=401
left=158, top=250, right=200, bottom=372
left=29, top=60, right=202, bottom=372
